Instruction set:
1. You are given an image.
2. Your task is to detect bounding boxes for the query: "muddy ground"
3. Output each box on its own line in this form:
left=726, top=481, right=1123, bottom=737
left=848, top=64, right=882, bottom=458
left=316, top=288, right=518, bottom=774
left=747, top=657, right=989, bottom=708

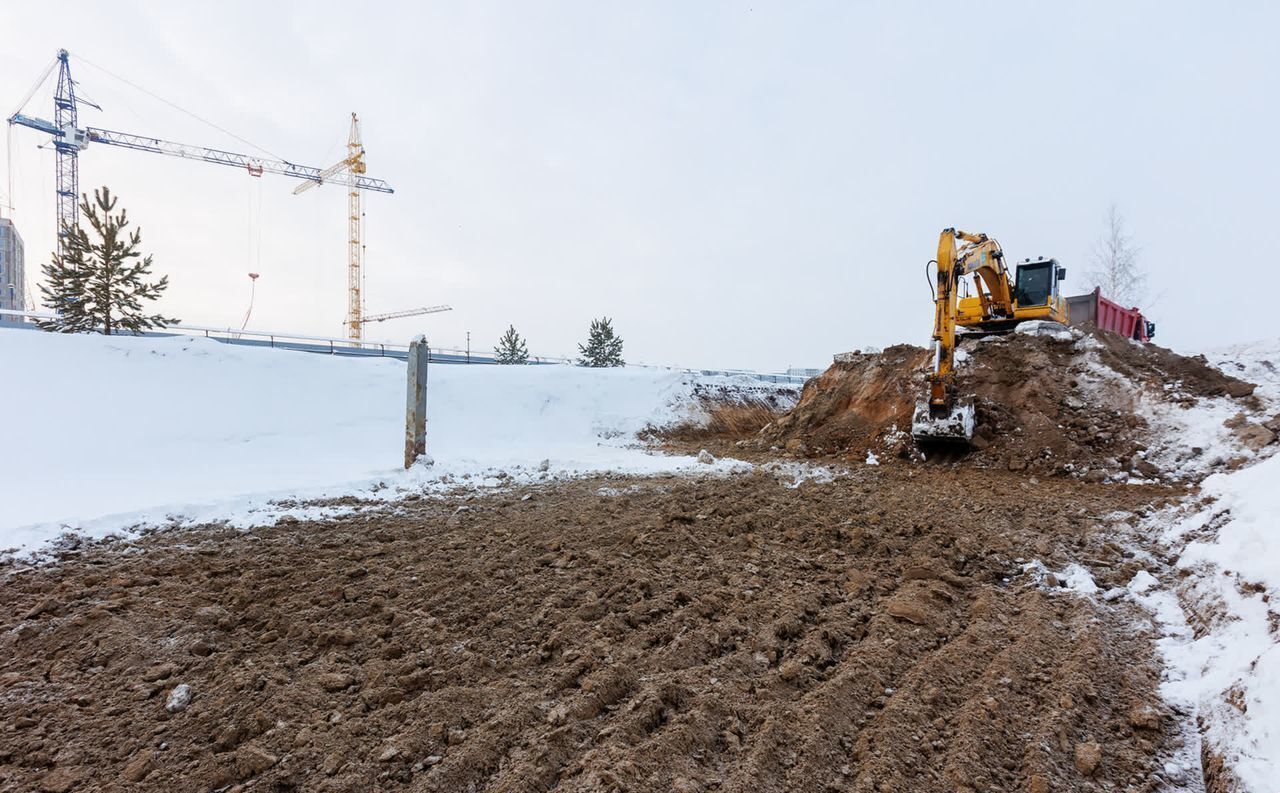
left=1, top=465, right=1192, bottom=792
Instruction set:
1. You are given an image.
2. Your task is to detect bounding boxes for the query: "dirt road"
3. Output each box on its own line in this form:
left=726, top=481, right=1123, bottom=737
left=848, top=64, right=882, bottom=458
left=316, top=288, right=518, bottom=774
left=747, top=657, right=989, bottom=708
left=0, top=463, right=1191, bottom=792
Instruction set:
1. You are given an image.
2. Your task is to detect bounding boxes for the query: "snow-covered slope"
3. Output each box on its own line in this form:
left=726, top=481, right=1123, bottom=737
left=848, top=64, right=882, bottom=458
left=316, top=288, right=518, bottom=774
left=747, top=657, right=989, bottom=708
left=1143, top=339, right=1280, bottom=792
left=0, top=329, right=745, bottom=554
left=1158, top=454, right=1280, bottom=791
left=1206, top=339, right=1280, bottom=407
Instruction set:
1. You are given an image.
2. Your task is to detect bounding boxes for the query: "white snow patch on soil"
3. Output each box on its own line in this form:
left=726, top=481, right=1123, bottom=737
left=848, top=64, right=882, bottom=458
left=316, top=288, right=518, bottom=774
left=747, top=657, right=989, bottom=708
left=1076, top=348, right=1261, bottom=481
left=1014, top=320, right=1078, bottom=342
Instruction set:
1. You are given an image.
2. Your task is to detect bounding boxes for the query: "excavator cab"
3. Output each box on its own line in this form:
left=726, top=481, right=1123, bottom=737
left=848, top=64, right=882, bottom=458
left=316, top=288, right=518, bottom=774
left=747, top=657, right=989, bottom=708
left=1014, top=259, right=1055, bottom=306
left=1013, top=255, right=1064, bottom=314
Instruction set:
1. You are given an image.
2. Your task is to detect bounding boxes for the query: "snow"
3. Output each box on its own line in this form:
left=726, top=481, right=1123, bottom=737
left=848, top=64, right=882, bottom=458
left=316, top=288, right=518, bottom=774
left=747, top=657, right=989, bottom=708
left=1060, top=563, right=1099, bottom=595
left=165, top=683, right=192, bottom=713
left=1148, top=453, right=1280, bottom=792
left=1131, top=338, right=1280, bottom=793
left=0, top=329, right=757, bottom=556
left=758, top=460, right=839, bottom=488
left=1135, top=391, right=1255, bottom=480
left=1017, top=323, right=1279, bottom=791
left=1076, top=341, right=1273, bottom=481
left=1014, top=319, right=1078, bottom=342
left=1019, top=559, right=1099, bottom=597
left=1204, top=338, right=1280, bottom=408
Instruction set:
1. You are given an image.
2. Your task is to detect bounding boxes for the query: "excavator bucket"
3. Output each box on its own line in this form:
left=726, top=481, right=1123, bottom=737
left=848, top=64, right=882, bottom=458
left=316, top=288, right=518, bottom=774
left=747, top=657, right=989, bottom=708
left=911, top=397, right=975, bottom=446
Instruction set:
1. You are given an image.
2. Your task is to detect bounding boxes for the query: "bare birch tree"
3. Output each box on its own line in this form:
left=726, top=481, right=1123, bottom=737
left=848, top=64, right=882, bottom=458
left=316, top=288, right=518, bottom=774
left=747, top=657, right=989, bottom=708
left=1086, top=204, right=1146, bottom=307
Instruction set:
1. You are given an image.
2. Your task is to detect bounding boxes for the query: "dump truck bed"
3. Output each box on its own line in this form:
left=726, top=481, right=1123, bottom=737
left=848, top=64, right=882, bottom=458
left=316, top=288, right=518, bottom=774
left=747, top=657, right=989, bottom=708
left=1066, top=287, right=1152, bottom=342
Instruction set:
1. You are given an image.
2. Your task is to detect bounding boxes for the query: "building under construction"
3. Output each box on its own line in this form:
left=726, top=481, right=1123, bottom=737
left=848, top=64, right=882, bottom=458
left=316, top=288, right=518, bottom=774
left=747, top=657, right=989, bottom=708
left=0, top=219, right=24, bottom=323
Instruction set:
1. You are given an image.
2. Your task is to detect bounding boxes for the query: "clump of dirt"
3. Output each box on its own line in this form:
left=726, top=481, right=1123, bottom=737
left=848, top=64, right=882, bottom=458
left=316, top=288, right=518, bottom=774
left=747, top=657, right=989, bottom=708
left=760, top=329, right=1261, bottom=479
left=0, top=467, right=1184, bottom=792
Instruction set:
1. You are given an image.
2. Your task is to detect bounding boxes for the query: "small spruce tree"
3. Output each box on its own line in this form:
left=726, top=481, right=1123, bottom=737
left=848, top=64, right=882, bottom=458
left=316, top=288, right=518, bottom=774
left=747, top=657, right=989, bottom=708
left=38, top=186, right=178, bottom=335
left=493, top=324, right=529, bottom=364
left=577, top=317, right=624, bottom=367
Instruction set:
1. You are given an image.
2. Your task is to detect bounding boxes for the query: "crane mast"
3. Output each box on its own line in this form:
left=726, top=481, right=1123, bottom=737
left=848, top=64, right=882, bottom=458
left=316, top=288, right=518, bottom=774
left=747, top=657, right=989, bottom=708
left=50, top=49, right=96, bottom=249
left=292, top=113, right=384, bottom=345
left=347, top=114, right=364, bottom=343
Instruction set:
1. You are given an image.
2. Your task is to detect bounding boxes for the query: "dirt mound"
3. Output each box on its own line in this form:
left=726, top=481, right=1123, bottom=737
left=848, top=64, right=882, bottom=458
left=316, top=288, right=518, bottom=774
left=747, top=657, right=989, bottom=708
left=762, top=329, right=1262, bottom=479
left=758, top=344, right=927, bottom=455
left=0, top=468, right=1184, bottom=792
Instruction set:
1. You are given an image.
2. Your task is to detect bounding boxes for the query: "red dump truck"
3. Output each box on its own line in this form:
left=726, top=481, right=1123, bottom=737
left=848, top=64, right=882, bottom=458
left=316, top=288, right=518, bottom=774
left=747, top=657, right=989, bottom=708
left=1066, top=287, right=1155, bottom=342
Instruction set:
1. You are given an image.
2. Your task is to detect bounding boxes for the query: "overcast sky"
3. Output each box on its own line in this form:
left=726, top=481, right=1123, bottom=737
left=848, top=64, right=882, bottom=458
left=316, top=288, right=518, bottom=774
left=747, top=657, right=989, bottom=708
left=2, top=1, right=1276, bottom=370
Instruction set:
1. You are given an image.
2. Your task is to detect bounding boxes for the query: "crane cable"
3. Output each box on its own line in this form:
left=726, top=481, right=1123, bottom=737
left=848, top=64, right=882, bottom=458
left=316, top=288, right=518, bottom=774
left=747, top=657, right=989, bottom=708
left=69, top=51, right=287, bottom=162
left=239, top=275, right=257, bottom=332
left=238, top=179, right=263, bottom=333
left=5, top=55, right=58, bottom=217
left=4, top=126, right=13, bottom=216
left=8, top=54, right=57, bottom=119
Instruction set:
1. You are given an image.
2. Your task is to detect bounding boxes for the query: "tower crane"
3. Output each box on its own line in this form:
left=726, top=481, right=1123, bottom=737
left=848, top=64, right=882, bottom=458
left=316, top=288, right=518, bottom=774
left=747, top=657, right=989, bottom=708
left=358, top=305, right=453, bottom=326
left=292, top=114, right=385, bottom=344
left=7, top=49, right=394, bottom=310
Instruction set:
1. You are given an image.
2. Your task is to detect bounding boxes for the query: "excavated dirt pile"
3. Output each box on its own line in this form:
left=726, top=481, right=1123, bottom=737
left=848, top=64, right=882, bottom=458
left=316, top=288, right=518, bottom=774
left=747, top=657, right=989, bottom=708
left=761, top=328, right=1265, bottom=478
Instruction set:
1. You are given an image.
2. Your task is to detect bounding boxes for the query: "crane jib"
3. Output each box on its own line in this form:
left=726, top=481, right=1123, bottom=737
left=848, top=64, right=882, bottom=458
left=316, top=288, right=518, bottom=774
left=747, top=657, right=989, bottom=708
left=81, top=127, right=394, bottom=193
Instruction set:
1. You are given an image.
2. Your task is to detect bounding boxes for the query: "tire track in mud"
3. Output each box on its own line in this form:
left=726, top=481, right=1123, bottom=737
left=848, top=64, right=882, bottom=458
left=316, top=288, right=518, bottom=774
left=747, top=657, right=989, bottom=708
left=1, top=466, right=1184, bottom=792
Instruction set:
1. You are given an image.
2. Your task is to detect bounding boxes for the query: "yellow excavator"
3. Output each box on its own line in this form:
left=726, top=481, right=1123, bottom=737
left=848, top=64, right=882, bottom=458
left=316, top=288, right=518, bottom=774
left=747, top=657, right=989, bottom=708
left=911, top=228, right=1069, bottom=445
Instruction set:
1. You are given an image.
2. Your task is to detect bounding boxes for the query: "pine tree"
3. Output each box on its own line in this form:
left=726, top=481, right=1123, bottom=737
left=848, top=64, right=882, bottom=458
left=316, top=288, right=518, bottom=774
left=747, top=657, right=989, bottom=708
left=577, top=317, right=624, bottom=367
left=37, top=224, right=93, bottom=333
left=37, top=187, right=178, bottom=335
left=493, top=324, right=529, bottom=364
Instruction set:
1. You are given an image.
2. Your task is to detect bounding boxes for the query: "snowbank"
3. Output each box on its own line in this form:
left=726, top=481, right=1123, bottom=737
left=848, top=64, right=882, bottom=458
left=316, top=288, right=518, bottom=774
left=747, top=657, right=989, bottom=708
left=1148, top=455, right=1280, bottom=792
left=0, top=329, right=752, bottom=555
left=1136, top=338, right=1280, bottom=792
left=1206, top=339, right=1280, bottom=408
left=1075, top=336, right=1274, bottom=481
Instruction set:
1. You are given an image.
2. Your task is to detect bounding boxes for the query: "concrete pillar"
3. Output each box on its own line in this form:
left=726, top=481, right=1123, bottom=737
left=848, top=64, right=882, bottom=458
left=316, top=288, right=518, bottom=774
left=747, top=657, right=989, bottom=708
left=405, top=335, right=429, bottom=468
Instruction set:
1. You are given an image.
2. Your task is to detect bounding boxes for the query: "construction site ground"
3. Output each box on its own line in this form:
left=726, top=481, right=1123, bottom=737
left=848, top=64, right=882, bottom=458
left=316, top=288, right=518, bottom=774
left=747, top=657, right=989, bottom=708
left=1, top=464, right=1195, bottom=793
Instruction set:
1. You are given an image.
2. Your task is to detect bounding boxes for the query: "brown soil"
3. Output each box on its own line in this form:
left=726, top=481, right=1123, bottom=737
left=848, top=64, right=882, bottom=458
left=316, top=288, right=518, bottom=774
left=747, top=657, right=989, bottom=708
left=1, top=467, right=1187, bottom=792
left=756, top=344, right=926, bottom=457
left=760, top=331, right=1259, bottom=478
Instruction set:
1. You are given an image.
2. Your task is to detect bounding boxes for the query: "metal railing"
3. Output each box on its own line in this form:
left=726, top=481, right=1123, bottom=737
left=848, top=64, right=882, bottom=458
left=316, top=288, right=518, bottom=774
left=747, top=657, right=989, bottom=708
left=0, top=309, right=812, bottom=383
